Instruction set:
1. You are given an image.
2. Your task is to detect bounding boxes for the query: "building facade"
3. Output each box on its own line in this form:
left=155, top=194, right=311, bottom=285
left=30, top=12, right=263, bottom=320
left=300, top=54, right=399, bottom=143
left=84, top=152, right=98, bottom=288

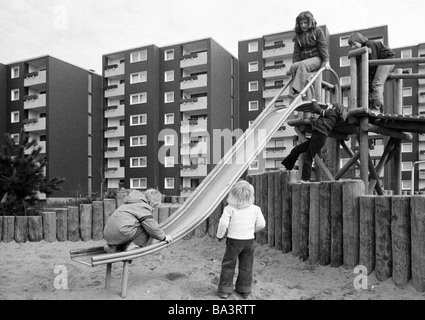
left=103, top=38, right=238, bottom=196
left=1, top=56, right=103, bottom=200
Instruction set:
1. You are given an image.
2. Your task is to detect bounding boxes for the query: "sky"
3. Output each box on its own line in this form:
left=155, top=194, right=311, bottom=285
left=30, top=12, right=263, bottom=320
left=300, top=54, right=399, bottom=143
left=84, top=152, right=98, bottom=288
left=0, top=0, right=423, bottom=73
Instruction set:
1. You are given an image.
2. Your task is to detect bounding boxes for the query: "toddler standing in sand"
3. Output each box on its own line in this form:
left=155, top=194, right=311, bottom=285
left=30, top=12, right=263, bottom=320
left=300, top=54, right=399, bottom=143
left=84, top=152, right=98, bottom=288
left=216, top=180, right=266, bottom=299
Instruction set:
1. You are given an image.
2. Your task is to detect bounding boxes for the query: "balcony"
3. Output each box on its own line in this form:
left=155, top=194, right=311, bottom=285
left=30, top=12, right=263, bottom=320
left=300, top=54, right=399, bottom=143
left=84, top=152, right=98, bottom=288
left=181, top=118, right=208, bottom=134
left=104, top=146, right=124, bottom=159
left=180, top=96, right=208, bottom=112
left=24, top=70, right=46, bottom=87
left=104, top=104, right=125, bottom=118
left=266, top=147, right=286, bottom=159
left=180, top=164, right=208, bottom=178
left=180, top=141, right=208, bottom=156
left=181, top=51, right=208, bottom=70
left=180, top=74, right=207, bottom=92
left=104, top=63, right=125, bottom=78
left=419, top=134, right=425, bottom=142
left=23, top=117, right=46, bottom=133
left=263, top=84, right=284, bottom=99
left=419, top=169, right=425, bottom=180
left=104, top=126, right=125, bottom=139
left=25, top=140, right=46, bottom=155
left=263, top=43, right=293, bottom=59
left=105, top=83, right=124, bottom=98
left=23, top=93, right=47, bottom=110
left=105, top=167, right=125, bottom=179
left=263, top=64, right=288, bottom=79
left=419, top=150, right=425, bottom=161
left=370, top=144, right=384, bottom=157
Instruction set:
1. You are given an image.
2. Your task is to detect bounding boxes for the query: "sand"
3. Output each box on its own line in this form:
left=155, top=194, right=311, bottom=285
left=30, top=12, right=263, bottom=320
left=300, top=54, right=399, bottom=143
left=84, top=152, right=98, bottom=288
left=0, top=236, right=424, bottom=301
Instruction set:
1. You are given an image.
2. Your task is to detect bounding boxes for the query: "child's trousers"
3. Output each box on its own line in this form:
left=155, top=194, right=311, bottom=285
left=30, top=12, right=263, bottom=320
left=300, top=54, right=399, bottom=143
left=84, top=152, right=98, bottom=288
left=218, top=238, right=255, bottom=294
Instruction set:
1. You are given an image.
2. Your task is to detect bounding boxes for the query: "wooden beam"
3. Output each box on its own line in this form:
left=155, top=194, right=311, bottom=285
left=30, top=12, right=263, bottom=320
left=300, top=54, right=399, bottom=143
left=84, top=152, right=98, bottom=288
left=367, top=123, right=412, bottom=141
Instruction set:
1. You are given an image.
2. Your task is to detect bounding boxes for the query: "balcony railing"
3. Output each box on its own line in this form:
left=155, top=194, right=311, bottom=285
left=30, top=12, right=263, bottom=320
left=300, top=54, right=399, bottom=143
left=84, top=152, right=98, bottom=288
left=24, top=93, right=47, bottom=110
left=180, top=51, right=208, bottom=69
left=180, top=74, right=208, bottom=91
left=24, top=70, right=46, bottom=87
left=105, top=83, right=124, bottom=98
left=104, top=63, right=125, bottom=78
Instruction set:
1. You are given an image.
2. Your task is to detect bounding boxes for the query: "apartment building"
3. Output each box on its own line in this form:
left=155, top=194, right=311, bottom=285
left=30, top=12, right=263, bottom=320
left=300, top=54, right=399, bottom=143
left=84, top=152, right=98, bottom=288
left=0, top=63, right=6, bottom=143
left=103, top=38, right=238, bottom=196
left=1, top=56, right=103, bottom=199
left=238, top=26, right=330, bottom=173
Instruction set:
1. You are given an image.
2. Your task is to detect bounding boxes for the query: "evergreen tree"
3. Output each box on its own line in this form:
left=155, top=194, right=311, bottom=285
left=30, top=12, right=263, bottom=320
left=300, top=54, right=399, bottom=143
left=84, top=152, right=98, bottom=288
left=0, top=129, right=65, bottom=216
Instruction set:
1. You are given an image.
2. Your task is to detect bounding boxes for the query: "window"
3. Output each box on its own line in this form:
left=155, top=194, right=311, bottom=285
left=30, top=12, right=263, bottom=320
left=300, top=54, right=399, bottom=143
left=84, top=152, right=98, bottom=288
left=130, top=71, right=147, bottom=84
left=130, top=50, right=147, bottom=63
left=131, top=178, right=147, bottom=189
left=164, top=70, right=174, bottom=82
left=130, top=157, right=147, bottom=168
left=340, top=76, right=351, bottom=86
left=11, top=111, right=19, bottom=123
left=403, top=87, right=412, bottom=97
left=165, top=178, right=175, bottom=189
left=340, top=158, right=350, bottom=168
left=402, top=162, right=413, bottom=171
left=164, top=157, right=175, bottom=168
left=248, top=61, right=258, bottom=72
left=11, top=89, right=19, bottom=101
left=130, top=114, right=147, bottom=126
left=402, top=180, right=412, bottom=190
left=249, top=160, right=259, bottom=170
left=248, top=41, right=258, bottom=53
left=130, top=135, right=147, bottom=147
left=249, top=81, right=258, bottom=92
left=340, top=36, right=349, bottom=47
left=340, top=56, right=350, bottom=67
left=165, top=92, right=174, bottom=103
left=402, top=143, right=413, bottom=153
left=130, top=93, right=147, bottom=105
left=164, top=113, right=174, bottom=125
left=10, top=133, right=19, bottom=145
left=11, top=66, right=19, bottom=79
left=164, top=135, right=174, bottom=146
left=401, top=49, right=412, bottom=59
left=403, top=105, right=413, bottom=116
left=165, top=49, right=174, bottom=61
left=249, top=101, right=259, bottom=111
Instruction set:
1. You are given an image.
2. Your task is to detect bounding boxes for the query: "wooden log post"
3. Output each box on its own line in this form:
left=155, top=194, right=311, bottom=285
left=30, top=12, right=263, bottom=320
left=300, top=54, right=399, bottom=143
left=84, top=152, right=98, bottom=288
left=158, top=206, right=170, bottom=224
left=291, top=182, right=302, bottom=257
left=116, top=191, right=126, bottom=208
left=2, top=216, right=15, bottom=243
left=67, top=206, right=80, bottom=242
left=267, top=172, right=276, bottom=247
left=274, top=171, right=283, bottom=250
left=299, top=182, right=310, bottom=261
left=359, top=196, right=375, bottom=275
left=319, top=182, right=331, bottom=266
left=282, top=171, right=298, bottom=253
left=28, top=216, right=43, bottom=242
left=0, top=216, right=3, bottom=241
left=342, top=180, right=365, bottom=269
left=92, top=201, right=104, bottom=241
left=80, top=204, right=93, bottom=242
left=375, top=196, right=392, bottom=281
left=14, top=216, right=28, bottom=243
left=42, top=211, right=57, bottom=243
left=308, top=182, right=321, bottom=265
left=258, top=173, right=269, bottom=245
left=103, top=199, right=116, bottom=225
left=330, top=181, right=343, bottom=268
left=391, top=196, right=411, bottom=286
left=411, top=196, right=425, bottom=292
left=56, top=209, right=68, bottom=242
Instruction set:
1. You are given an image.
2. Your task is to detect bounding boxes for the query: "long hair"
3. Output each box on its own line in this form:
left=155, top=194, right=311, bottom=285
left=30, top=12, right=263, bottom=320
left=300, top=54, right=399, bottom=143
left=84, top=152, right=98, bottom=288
left=226, top=180, right=255, bottom=209
left=348, top=32, right=369, bottom=46
left=294, top=11, right=317, bottom=33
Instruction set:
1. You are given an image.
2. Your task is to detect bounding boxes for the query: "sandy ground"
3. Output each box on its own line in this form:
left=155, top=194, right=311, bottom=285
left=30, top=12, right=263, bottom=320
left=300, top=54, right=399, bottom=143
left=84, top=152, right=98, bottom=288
left=0, top=236, right=424, bottom=301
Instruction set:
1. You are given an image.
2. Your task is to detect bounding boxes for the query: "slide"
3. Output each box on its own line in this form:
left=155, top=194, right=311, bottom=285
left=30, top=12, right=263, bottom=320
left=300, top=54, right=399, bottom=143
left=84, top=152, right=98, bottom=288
left=70, top=68, right=326, bottom=267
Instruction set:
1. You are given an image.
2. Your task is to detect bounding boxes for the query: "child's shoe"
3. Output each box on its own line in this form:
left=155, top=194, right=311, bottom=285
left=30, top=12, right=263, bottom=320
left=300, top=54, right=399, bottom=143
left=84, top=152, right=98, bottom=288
left=104, top=244, right=117, bottom=254
left=125, top=242, right=141, bottom=251
left=242, top=292, right=251, bottom=299
left=218, top=292, right=229, bottom=299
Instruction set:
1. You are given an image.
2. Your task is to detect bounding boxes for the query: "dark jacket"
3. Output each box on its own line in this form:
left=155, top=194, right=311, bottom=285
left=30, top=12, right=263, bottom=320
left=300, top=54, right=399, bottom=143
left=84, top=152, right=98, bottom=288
left=103, top=191, right=166, bottom=245
left=293, top=27, right=329, bottom=64
left=363, top=40, right=395, bottom=81
left=311, top=108, right=339, bottom=137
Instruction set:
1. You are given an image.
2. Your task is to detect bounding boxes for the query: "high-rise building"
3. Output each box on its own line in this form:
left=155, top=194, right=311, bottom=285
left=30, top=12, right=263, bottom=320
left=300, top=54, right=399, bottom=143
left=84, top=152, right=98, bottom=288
left=103, top=38, right=238, bottom=196
left=1, top=55, right=103, bottom=200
